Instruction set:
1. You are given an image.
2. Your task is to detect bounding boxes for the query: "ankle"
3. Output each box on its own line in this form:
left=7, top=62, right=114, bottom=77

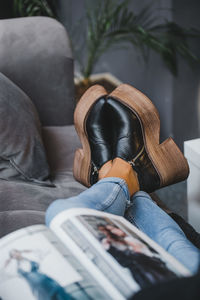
left=103, top=157, right=140, bottom=196
left=98, top=160, right=113, bottom=180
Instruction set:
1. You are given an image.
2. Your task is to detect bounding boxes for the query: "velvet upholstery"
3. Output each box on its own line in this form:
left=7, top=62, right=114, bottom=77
left=0, top=125, right=86, bottom=237
left=0, top=171, right=86, bottom=237
left=0, top=17, right=86, bottom=237
left=42, top=125, right=81, bottom=173
left=0, top=17, right=75, bottom=126
left=0, top=73, right=50, bottom=183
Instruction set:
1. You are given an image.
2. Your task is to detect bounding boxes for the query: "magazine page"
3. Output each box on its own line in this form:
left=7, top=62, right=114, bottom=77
left=50, top=208, right=191, bottom=298
left=0, top=225, right=115, bottom=300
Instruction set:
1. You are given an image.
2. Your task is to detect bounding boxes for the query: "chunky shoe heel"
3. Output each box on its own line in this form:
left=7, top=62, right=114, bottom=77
left=153, top=137, right=189, bottom=187
left=109, top=83, right=189, bottom=191
left=73, top=148, right=91, bottom=187
left=73, top=85, right=108, bottom=187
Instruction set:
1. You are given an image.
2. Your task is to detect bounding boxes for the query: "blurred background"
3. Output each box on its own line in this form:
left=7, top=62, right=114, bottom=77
left=0, top=0, right=200, bottom=229
left=1, top=0, right=200, bottom=148
left=60, top=0, right=200, bottom=150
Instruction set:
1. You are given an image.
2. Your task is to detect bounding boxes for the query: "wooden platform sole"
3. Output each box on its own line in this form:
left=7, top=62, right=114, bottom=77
left=109, top=84, right=189, bottom=188
left=73, top=85, right=107, bottom=187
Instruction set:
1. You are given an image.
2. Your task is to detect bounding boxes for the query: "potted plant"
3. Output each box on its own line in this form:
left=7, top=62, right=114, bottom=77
left=13, top=0, right=56, bottom=18
left=13, top=0, right=200, bottom=101
left=71, top=0, right=200, bottom=100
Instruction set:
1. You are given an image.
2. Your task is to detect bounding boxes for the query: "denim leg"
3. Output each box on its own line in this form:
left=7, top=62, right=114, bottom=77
left=125, top=191, right=200, bottom=273
left=46, top=177, right=130, bottom=226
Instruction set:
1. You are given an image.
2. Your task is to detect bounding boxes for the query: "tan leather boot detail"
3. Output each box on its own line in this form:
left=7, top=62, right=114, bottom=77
left=98, top=160, right=113, bottom=180
left=103, top=157, right=139, bottom=196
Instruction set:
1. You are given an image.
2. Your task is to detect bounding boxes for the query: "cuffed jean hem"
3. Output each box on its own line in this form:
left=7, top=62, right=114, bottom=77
left=45, top=177, right=130, bottom=226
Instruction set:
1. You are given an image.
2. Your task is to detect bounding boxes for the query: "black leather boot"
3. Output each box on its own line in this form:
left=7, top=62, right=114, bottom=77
left=107, top=97, right=160, bottom=192
left=86, top=98, right=113, bottom=184
left=74, top=84, right=189, bottom=190
left=73, top=85, right=112, bottom=187
left=107, top=83, right=189, bottom=192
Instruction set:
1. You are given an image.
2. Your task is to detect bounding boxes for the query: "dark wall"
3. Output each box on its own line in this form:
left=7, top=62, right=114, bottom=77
left=173, top=0, right=200, bottom=147
left=58, top=0, right=175, bottom=141
left=0, top=0, right=13, bottom=19
left=58, top=0, right=200, bottom=149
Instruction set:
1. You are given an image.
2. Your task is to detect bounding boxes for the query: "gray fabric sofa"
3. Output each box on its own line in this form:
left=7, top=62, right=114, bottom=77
left=0, top=17, right=86, bottom=237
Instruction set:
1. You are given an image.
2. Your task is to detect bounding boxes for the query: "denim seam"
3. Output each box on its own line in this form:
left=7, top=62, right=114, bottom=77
left=117, top=179, right=131, bottom=207
left=131, top=215, right=144, bottom=232
left=131, top=196, right=186, bottom=235
left=130, top=201, right=147, bottom=232
left=98, top=178, right=128, bottom=193
left=95, top=184, right=121, bottom=211
left=113, top=179, right=131, bottom=208
left=96, top=181, right=129, bottom=211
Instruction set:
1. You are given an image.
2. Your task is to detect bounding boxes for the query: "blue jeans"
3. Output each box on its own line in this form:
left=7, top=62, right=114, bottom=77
left=46, top=177, right=200, bottom=274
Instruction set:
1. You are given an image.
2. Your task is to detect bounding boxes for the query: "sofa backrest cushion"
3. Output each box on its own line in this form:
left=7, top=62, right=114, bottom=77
left=42, top=125, right=81, bottom=173
left=0, top=17, right=75, bottom=126
left=0, top=72, right=51, bottom=184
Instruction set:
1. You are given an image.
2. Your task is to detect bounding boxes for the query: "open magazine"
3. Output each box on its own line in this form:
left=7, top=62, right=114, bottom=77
left=0, top=208, right=191, bottom=300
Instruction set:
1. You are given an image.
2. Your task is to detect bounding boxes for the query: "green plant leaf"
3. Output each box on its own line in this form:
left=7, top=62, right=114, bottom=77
left=13, top=0, right=56, bottom=18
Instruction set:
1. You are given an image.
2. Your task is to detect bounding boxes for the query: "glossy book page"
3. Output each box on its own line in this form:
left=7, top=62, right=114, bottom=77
left=0, top=225, right=113, bottom=300
left=51, top=208, right=191, bottom=297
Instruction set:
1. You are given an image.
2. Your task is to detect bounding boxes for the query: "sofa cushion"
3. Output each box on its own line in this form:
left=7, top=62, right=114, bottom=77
left=0, top=17, right=75, bottom=126
left=42, top=125, right=81, bottom=173
left=0, top=73, right=51, bottom=183
left=0, top=210, right=45, bottom=237
left=0, top=170, right=86, bottom=237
